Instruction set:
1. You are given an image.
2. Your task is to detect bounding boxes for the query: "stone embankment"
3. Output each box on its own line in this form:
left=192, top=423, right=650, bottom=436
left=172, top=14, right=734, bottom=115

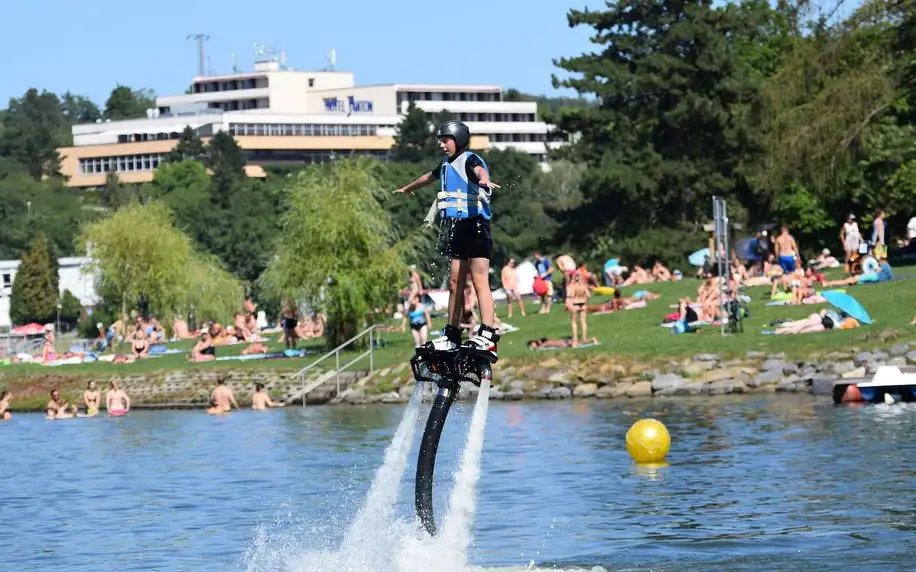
left=336, top=342, right=916, bottom=405
left=4, top=340, right=916, bottom=410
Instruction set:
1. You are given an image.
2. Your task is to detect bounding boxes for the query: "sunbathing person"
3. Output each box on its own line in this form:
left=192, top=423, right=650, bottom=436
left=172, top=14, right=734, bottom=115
left=621, top=265, right=653, bottom=286
left=188, top=332, right=216, bottom=362
left=172, top=316, right=192, bottom=340
left=234, top=313, right=253, bottom=341
left=528, top=336, right=599, bottom=349
left=241, top=342, right=270, bottom=355
left=586, top=289, right=659, bottom=314
left=772, top=309, right=859, bottom=335
left=651, top=261, right=672, bottom=282
left=823, top=258, right=893, bottom=287
left=130, top=330, right=150, bottom=359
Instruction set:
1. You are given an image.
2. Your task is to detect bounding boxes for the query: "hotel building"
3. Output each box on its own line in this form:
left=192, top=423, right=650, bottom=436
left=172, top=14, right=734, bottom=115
left=59, top=54, right=566, bottom=189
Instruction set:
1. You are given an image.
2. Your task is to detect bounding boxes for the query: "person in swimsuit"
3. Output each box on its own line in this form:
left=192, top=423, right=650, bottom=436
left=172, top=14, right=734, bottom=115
left=500, top=258, right=526, bottom=318
left=106, top=381, right=130, bottom=416
left=206, top=398, right=227, bottom=415
left=211, top=376, right=240, bottom=412
left=83, top=381, right=100, bottom=416
left=400, top=300, right=432, bottom=347
left=130, top=330, right=149, bottom=359
left=528, top=336, right=599, bottom=349
left=565, top=272, right=592, bottom=347
left=251, top=383, right=285, bottom=409
left=0, top=391, right=12, bottom=420
left=47, top=389, right=76, bottom=419
left=188, top=332, right=216, bottom=362
left=280, top=297, right=299, bottom=350
left=775, top=224, right=800, bottom=274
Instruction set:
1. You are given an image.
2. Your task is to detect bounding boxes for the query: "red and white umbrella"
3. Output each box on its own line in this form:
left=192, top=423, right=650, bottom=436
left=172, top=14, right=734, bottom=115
left=11, top=323, right=45, bottom=335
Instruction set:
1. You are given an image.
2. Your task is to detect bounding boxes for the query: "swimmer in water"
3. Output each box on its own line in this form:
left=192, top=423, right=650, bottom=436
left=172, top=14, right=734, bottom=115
left=106, top=381, right=130, bottom=416
left=0, top=391, right=12, bottom=420
left=251, top=383, right=285, bottom=410
left=46, top=389, right=76, bottom=419
left=206, top=398, right=227, bottom=415
left=83, top=381, right=100, bottom=416
left=211, top=376, right=240, bottom=412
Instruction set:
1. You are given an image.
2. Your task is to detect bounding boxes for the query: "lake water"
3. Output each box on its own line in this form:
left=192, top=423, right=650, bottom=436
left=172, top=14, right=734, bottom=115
left=2, top=392, right=916, bottom=571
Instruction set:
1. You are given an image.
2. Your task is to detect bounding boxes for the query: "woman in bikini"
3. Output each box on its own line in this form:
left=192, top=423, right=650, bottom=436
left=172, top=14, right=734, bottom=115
left=131, top=330, right=150, bottom=359
left=565, top=272, right=591, bottom=347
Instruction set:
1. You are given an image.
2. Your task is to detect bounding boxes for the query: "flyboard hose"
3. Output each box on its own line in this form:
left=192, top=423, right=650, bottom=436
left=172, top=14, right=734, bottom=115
left=410, top=349, right=492, bottom=536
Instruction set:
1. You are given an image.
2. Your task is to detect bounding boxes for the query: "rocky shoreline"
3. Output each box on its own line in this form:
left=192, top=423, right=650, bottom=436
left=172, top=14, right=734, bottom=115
left=337, top=341, right=916, bottom=405
left=3, top=340, right=916, bottom=411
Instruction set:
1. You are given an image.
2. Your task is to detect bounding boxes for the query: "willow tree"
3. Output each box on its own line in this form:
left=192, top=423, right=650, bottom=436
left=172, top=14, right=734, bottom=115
left=757, top=0, right=905, bottom=195
left=80, top=201, right=242, bottom=327
left=259, top=157, right=419, bottom=348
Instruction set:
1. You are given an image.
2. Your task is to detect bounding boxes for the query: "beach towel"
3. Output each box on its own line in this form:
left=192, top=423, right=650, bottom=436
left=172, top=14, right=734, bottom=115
left=660, top=320, right=713, bottom=329
left=498, top=322, right=520, bottom=334
left=214, top=349, right=307, bottom=362
left=531, top=341, right=601, bottom=351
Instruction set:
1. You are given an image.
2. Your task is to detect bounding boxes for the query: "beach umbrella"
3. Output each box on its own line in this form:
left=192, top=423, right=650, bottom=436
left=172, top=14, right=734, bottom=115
left=688, top=248, right=710, bottom=267
left=822, top=290, right=873, bottom=325
left=11, top=323, right=44, bottom=335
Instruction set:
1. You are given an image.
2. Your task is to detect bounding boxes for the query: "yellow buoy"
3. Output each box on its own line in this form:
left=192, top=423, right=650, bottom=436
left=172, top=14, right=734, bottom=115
left=626, top=418, right=670, bottom=464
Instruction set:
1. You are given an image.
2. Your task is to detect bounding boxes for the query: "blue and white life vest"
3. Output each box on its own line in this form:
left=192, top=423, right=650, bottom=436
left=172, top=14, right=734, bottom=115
left=437, top=152, right=492, bottom=220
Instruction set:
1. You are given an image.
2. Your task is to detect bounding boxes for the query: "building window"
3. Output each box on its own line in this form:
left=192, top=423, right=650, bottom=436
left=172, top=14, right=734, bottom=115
left=78, top=153, right=168, bottom=176
left=2, top=273, right=10, bottom=288
left=308, top=78, right=315, bottom=88
left=227, top=123, right=379, bottom=137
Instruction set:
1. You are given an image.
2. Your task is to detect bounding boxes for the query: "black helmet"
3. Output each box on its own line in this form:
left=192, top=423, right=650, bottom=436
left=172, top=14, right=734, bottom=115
left=435, top=120, right=471, bottom=149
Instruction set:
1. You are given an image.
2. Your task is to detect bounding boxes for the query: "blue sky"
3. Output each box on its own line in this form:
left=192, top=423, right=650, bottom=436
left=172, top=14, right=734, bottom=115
left=1, top=0, right=599, bottom=106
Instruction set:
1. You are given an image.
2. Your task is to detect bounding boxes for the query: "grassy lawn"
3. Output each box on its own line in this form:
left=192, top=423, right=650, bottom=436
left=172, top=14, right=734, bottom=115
left=3, top=264, right=915, bottom=383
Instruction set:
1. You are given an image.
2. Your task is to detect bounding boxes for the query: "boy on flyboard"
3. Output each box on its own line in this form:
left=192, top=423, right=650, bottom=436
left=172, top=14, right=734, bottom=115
left=395, top=120, right=501, bottom=363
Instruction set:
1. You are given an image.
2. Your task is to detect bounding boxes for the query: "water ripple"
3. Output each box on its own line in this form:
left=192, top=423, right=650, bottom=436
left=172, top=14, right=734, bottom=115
left=2, top=395, right=916, bottom=570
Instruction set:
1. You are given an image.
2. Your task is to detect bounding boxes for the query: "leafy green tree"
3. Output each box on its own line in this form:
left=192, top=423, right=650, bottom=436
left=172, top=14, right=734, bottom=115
left=165, top=126, right=206, bottom=163
left=60, top=92, right=101, bottom=124
left=80, top=201, right=243, bottom=324
left=260, top=158, right=419, bottom=348
left=100, top=171, right=135, bottom=209
left=0, top=161, right=83, bottom=259
left=149, top=159, right=212, bottom=241
left=9, top=233, right=58, bottom=326
left=104, top=85, right=156, bottom=121
left=0, top=88, right=70, bottom=179
left=391, top=102, right=439, bottom=163
left=58, top=289, right=84, bottom=330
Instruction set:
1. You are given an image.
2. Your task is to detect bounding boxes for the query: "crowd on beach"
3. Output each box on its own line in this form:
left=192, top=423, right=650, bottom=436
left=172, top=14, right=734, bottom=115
left=2, top=210, right=914, bottom=419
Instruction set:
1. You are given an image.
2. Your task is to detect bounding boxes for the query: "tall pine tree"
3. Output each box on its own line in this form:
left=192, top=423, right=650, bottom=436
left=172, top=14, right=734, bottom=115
left=9, top=233, right=59, bottom=325
left=552, top=0, right=763, bottom=262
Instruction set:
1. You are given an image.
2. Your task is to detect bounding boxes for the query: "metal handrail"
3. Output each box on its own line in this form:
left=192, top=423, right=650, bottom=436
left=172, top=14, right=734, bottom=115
left=296, top=324, right=377, bottom=405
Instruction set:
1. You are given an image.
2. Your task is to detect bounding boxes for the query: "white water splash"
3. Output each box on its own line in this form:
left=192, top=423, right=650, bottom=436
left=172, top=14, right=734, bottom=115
left=340, top=381, right=424, bottom=552
left=245, top=380, right=602, bottom=572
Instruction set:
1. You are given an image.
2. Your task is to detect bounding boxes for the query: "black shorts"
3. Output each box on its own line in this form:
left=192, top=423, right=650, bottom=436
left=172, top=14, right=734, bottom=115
left=438, top=216, right=492, bottom=261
